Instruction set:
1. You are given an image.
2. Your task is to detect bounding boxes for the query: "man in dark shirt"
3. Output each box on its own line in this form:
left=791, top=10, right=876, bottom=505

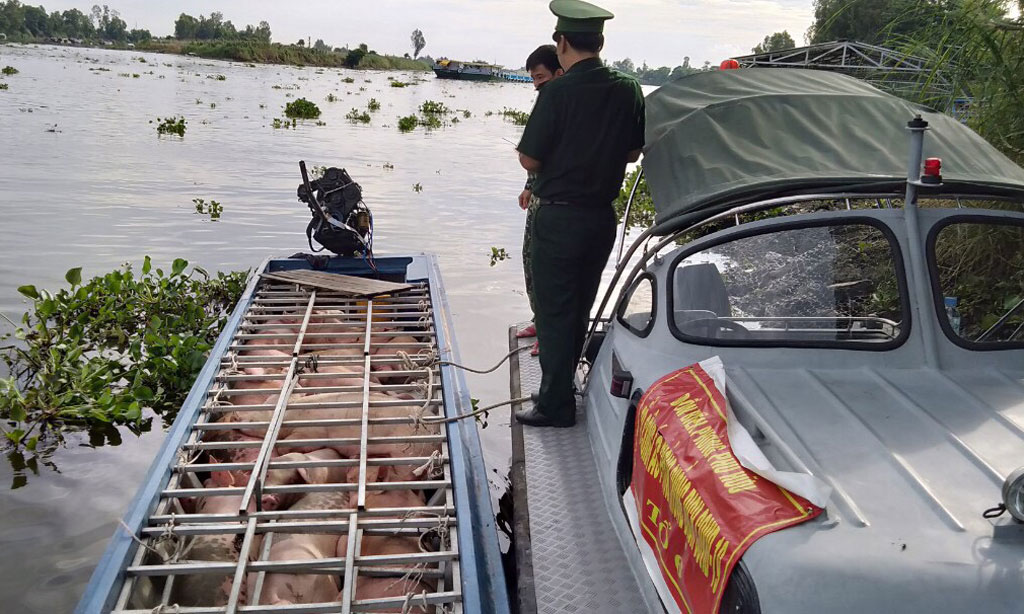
left=517, top=44, right=563, bottom=357
left=515, top=0, right=645, bottom=427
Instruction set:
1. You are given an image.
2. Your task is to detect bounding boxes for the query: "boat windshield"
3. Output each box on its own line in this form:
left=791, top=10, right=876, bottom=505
left=930, top=218, right=1024, bottom=347
left=669, top=221, right=906, bottom=347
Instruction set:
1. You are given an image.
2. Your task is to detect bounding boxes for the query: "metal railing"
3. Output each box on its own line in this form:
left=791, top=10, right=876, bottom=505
left=112, top=280, right=462, bottom=613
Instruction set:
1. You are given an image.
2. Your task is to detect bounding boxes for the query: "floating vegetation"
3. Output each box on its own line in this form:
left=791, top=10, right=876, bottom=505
left=284, top=97, right=321, bottom=119
left=489, top=247, right=510, bottom=267
left=462, top=109, right=472, bottom=118
left=342, top=76, right=355, bottom=83
left=118, top=72, right=131, bottom=77
left=259, top=103, right=266, bottom=109
left=419, top=114, right=442, bottom=129
left=2, top=66, right=18, bottom=76
left=0, top=83, right=7, bottom=91
left=209, top=102, right=216, bottom=109
left=358, top=86, right=366, bottom=92
left=484, top=110, right=494, bottom=117
left=500, top=108, right=530, bottom=125
left=364, top=79, right=372, bottom=83
left=192, top=198, right=223, bottom=220
left=195, top=99, right=203, bottom=105
left=0, top=259, right=248, bottom=456
left=420, top=100, right=450, bottom=115
left=272, top=117, right=297, bottom=129
left=208, top=74, right=227, bottom=81
left=326, top=93, right=338, bottom=102
left=390, top=80, right=409, bottom=88
left=132, top=74, right=140, bottom=78
left=413, top=183, right=423, bottom=193
left=154, top=116, right=187, bottom=137
left=451, top=116, right=460, bottom=124
left=367, top=98, right=381, bottom=111
left=315, top=120, right=327, bottom=126
left=311, top=165, right=328, bottom=178
left=397, top=114, right=418, bottom=132
left=383, top=161, right=394, bottom=170
left=345, top=108, right=371, bottom=123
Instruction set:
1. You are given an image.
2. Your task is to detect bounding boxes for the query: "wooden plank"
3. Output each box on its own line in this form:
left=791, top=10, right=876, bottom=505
left=259, top=270, right=413, bottom=298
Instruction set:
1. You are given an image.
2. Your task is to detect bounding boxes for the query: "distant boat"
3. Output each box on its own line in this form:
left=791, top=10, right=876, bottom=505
left=432, top=58, right=530, bottom=83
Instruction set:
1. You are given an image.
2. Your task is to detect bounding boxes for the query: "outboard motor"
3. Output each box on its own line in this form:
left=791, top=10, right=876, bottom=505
left=297, top=161, right=373, bottom=257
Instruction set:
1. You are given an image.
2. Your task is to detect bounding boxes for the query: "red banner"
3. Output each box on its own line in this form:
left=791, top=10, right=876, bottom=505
left=629, top=363, right=822, bottom=614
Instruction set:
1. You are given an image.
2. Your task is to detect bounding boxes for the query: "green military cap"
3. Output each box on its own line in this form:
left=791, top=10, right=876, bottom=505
left=550, top=0, right=614, bottom=33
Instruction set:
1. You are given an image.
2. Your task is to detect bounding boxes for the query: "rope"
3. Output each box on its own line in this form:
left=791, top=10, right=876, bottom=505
left=150, top=604, right=181, bottom=614
left=411, top=450, right=444, bottom=480
left=397, top=345, right=531, bottom=376
left=400, top=589, right=428, bottom=614
left=410, top=366, right=435, bottom=432
left=420, top=397, right=532, bottom=425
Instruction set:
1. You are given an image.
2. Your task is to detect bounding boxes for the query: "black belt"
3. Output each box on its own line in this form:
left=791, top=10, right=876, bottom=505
left=537, top=199, right=574, bottom=206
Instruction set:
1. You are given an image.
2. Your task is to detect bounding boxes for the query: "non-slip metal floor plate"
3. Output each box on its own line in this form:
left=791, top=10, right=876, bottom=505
left=512, top=325, right=650, bottom=614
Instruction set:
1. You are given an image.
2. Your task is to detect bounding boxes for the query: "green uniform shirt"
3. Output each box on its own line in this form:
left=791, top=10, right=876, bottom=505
left=517, top=57, right=645, bottom=206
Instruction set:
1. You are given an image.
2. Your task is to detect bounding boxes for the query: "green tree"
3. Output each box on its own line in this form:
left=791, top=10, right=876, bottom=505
left=411, top=28, right=425, bottom=58
left=753, top=30, right=796, bottom=53
left=128, top=28, right=151, bottom=43
left=174, top=12, right=198, bottom=39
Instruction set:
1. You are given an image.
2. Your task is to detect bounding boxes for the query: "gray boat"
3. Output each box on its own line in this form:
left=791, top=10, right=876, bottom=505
left=509, top=68, right=1024, bottom=613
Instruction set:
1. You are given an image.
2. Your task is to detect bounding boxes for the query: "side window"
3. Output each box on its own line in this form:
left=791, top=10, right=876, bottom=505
left=670, top=222, right=907, bottom=347
left=617, top=275, right=656, bottom=337
left=931, top=219, right=1024, bottom=348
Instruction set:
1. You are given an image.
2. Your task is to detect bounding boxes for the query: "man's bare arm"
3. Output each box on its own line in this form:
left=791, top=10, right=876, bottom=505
left=519, top=152, right=542, bottom=172
left=626, top=149, right=642, bottom=163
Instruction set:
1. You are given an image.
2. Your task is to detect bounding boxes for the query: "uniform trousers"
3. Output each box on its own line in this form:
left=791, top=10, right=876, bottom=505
left=529, top=203, right=616, bottom=419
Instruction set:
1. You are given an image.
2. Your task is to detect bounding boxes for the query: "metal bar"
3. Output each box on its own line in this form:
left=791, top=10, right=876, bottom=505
left=140, top=517, right=456, bottom=536
left=127, top=551, right=457, bottom=576
left=341, top=511, right=359, bottom=614
left=238, top=293, right=316, bottom=514
left=225, top=517, right=258, bottom=614
left=358, top=300, right=373, bottom=511
left=164, top=479, right=449, bottom=498
left=150, top=505, right=455, bottom=524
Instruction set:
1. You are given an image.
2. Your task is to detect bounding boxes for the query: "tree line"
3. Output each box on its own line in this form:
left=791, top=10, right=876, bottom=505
left=173, top=12, right=271, bottom=44
left=0, top=2, right=149, bottom=43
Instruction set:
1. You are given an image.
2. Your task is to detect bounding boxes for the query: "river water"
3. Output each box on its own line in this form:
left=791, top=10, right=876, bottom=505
left=0, top=43, right=572, bottom=612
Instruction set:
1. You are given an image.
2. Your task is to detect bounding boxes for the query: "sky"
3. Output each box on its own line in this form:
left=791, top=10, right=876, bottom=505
left=38, top=0, right=815, bottom=69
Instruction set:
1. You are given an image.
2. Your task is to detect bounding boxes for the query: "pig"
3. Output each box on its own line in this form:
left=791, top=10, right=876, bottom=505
left=335, top=466, right=435, bottom=611
left=169, top=476, right=259, bottom=607
left=207, top=449, right=346, bottom=511
left=277, top=393, right=440, bottom=480
left=253, top=489, right=349, bottom=606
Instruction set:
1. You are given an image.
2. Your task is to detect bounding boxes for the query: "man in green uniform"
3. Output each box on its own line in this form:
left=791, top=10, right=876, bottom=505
left=515, top=0, right=645, bottom=427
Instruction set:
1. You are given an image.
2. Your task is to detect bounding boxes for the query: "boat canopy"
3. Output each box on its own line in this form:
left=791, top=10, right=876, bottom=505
left=642, top=68, right=1024, bottom=235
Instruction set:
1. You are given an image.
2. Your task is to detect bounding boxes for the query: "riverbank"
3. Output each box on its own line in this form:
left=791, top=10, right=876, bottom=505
left=4, top=38, right=432, bottom=71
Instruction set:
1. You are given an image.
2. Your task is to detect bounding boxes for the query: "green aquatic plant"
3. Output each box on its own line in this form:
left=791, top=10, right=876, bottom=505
left=208, top=74, right=227, bottom=81
left=397, top=114, right=418, bottom=132
left=1, top=259, right=248, bottom=455
left=272, top=117, right=297, bottom=129
left=132, top=74, right=141, bottom=78
left=0, top=83, right=8, bottom=91
left=462, top=109, right=472, bottom=118
left=342, top=76, right=355, bottom=83
left=1, top=66, right=18, bottom=76
left=155, top=116, right=187, bottom=137
left=419, top=114, right=442, bottom=129
left=345, top=108, right=371, bottom=123
left=612, top=166, right=656, bottom=232
left=326, top=93, right=338, bottom=102
left=209, top=102, right=216, bottom=109
left=499, top=108, right=530, bottom=125
left=284, top=97, right=321, bottom=119
left=489, top=247, right=510, bottom=267
left=367, top=98, right=381, bottom=111
left=413, top=183, right=423, bottom=193
left=383, top=161, right=394, bottom=170
left=419, top=100, right=450, bottom=115
left=390, top=80, right=409, bottom=88
left=192, top=198, right=223, bottom=220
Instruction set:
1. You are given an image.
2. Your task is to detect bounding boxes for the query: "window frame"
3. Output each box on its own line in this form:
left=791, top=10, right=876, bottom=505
left=667, top=216, right=913, bottom=351
left=926, top=214, right=1024, bottom=351
left=616, top=272, right=658, bottom=338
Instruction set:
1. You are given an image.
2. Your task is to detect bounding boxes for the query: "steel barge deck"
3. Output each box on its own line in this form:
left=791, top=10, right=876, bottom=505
left=507, top=324, right=659, bottom=614
left=77, top=255, right=509, bottom=614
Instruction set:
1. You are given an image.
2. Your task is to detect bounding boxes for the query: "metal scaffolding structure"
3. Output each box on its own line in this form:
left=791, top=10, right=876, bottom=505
left=734, top=40, right=957, bottom=104
left=111, top=279, right=463, bottom=613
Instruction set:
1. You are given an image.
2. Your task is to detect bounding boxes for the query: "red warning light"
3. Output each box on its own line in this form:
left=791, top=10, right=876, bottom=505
left=923, top=158, right=942, bottom=176
left=719, top=59, right=740, bottom=70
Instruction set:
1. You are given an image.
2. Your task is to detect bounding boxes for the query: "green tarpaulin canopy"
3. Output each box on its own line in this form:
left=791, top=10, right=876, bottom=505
left=642, top=68, right=1024, bottom=235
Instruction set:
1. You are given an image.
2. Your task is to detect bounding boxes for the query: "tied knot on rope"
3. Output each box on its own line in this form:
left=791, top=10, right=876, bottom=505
left=211, top=386, right=231, bottom=408
left=401, top=589, right=429, bottom=614
left=411, top=450, right=444, bottom=480
left=150, top=604, right=181, bottom=614
left=224, top=352, right=243, bottom=377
